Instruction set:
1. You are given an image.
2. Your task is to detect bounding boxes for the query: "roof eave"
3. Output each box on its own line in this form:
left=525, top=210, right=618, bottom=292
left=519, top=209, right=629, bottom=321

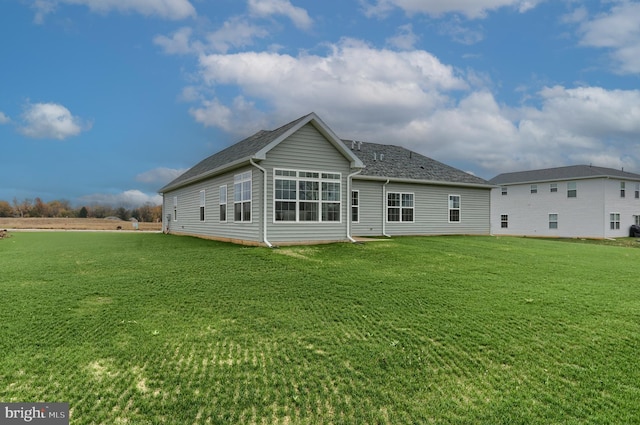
left=354, top=174, right=494, bottom=189
left=159, top=156, right=255, bottom=193
left=494, top=174, right=640, bottom=186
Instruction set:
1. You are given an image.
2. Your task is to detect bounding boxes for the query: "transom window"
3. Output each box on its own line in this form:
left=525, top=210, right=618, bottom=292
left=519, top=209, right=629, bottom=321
left=387, top=192, right=414, bottom=222
left=234, top=171, right=252, bottom=222
left=449, top=195, right=461, bottom=223
left=274, top=169, right=341, bottom=222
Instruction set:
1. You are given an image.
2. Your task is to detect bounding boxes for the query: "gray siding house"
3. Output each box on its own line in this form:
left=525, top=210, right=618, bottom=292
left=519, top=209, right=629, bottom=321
left=490, top=165, right=640, bottom=238
left=159, top=113, right=492, bottom=246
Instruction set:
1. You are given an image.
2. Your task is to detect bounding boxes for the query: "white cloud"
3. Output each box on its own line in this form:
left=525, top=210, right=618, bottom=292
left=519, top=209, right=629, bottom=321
left=0, top=112, right=10, bottom=124
left=32, top=0, right=196, bottom=22
left=361, top=0, right=543, bottom=19
left=386, top=24, right=419, bottom=50
left=136, top=167, right=187, bottom=185
left=80, top=190, right=162, bottom=208
left=577, top=2, right=640, bottom=74
left=154, top=27, right=199, bottom=55
left=248, top=0, right=313, bottom=30
left=206, top=17, right=270, bottom=53
left=19, top=102, right=91, bottom=140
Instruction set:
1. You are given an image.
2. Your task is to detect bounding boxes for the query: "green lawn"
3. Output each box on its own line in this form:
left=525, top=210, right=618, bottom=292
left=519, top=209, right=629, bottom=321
left=1, top=233, right=639, bottom=424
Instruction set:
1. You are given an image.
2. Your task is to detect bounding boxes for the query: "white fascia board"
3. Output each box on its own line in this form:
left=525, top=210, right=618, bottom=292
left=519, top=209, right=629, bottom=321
left=160, top=156, right=254, bottom=193
left=354, top=174, right=494, bottom=189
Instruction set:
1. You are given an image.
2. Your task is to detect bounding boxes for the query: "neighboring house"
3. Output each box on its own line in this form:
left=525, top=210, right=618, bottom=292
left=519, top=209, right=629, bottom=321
left=490, top=165, right=640, bottom=238
left=159, top=113, right=492, bottom=246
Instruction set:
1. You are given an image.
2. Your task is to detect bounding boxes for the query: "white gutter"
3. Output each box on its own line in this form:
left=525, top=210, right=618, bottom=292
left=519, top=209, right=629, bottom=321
left=346, top=168, right=363, bottom=242
left=382, top=179, right=391, bottom=238
left=250, top=159, right=273, bottom=248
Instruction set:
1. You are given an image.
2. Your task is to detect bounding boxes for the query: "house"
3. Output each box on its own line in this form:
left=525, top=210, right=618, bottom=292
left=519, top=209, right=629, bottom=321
left=159, top=113, right=492, bottom=246
left=490, top=165, right=640, bottom=239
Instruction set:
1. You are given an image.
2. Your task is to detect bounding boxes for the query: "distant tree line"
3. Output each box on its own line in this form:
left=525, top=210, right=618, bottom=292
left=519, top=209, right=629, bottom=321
left=0, top=197, right=162, bottom=222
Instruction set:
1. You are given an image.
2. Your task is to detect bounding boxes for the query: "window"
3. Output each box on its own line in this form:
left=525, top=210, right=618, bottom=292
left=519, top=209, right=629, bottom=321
left=199, top=190, right=205, bottom=222
left=351, top=191, right=359, bottom=223
left=530, top=184, right=538, bottom=194
left=274, top=169, right=341, bottom=222
left=387, top=192, right=414, bottom=222
left=620, top=182, right=626, bottom=198
left=501, top=186, right=507, bottom=196
left=635, top=183, right=639, bottom=199
left=449, top=195, right=461, bottom=223
left=219, top=185, right=227, bottom=222
left=173, top=196, right=178, bottom=221
left=501, top=214, right=508, bottom=228
left=634, top=215, right=640, bottom=226
left=234, top=171, right=252, bottom=222
left=610, top=213, right=620, bottom=230
left=567, top=182, right=577, bottom=198
left=550, top=183, right=558, bottom=193
left=549, top=213, right=558, bottom=229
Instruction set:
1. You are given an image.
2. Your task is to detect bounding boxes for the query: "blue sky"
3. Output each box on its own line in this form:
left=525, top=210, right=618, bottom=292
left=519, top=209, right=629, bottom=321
left=1, top=0, right=640, bottom=207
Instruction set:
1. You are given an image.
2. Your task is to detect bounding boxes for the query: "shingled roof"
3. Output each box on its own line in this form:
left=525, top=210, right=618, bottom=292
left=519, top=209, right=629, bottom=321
left=160, top=113, right=491, bottom=193
left=349, top=140, right=490, bottom=186
left=490, top=165, right=640, bottom=185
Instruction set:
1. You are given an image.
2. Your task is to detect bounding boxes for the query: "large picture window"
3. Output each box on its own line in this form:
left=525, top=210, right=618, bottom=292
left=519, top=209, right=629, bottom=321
left=234, top=171, right=252, bottom=222
left=387, top=192, right=414, bottom=222
left=274, top=169, right=341, bottom=222
left=449, top=195, right=461, bottom=222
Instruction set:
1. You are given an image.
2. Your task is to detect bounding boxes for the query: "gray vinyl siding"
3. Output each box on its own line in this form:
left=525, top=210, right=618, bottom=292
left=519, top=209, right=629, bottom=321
left=261, top=123, right=352, bottom=243
left=162, top=166, right=261, bottom=243
left=351, top=180, right=384, bottom=236
left=352, top=180, right=490, bottom=236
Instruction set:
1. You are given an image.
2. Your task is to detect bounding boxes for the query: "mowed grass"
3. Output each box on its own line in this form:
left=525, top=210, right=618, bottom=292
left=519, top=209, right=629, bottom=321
left=1, top=233, right=639, bottom=424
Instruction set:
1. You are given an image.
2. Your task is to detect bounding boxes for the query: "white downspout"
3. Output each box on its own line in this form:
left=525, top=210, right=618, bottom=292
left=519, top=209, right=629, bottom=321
left=382, top=179, right=391, bottom=237
left=250, top=159, right=273, bottom=248
left=346, top=168, right=363, bottom=243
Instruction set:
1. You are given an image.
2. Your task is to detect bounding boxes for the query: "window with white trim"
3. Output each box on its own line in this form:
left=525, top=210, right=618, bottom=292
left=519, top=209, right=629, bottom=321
left=550, top=183, right=558, bottom=193
left=351, top=190, right=359, bottom=223
left=501, top=186, right=507, bottom=196
left=274, top=169, right=341, bottom=222
left=219, top=185, right=227, bottom=222
left=501, top=214, right=508, bottom=228
left=199, top=190, right=205, bottom=222
left=635, top=183, right=639, bottom=199
left=567, top=182, right=577, bottom=198
left=387, top=192, right=414, bottom=222
left=449, top=195, right=461, bottom=223
left=530, top=184, right=537, bottom=194
left=610, top=213, right=620, bottom=230
left=234, top=171, right=252, bottom=222
left=634, top=215, right=640, bottom=226
left=549, top=213, right=558, bottom=229
left=620, top=182, right=626, bottom=198
left=173, top=196, right=178, bottom=221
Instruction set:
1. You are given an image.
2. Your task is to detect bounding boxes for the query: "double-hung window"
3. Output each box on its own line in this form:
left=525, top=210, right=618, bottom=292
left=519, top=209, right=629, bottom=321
left=530, top=184, right=538, bottom=194
left=620, top=182, right=626, bottom=198
left=387, top=192, right=414, bottom=222
left=173, top=196, right=178, bottom=221
left=199, top=190, right=205, bottom=221
left=501, top=214, right=508, bottom=228
left=234, top=171, right=252, bottom=222
left=610, top=213, right=621, bottom=230
left=635, top=183, right=640, bottom=199
left=219, top=185, right=227, bottom=222
left=449, top=195, right=461, bottom=223
left=549, top=213, right=558, bottom=229
left=501, top=186, right=507, bottom=196
left=274, top=169, right=341, bottom=222
left=550, top=183, right=558, bottom=193
left=567, top=182, right=577, bottom=198
left=351, top=191, right=359, bottom=223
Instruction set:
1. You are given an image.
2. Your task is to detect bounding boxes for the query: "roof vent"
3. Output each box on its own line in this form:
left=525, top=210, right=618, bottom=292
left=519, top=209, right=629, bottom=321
left=357, top=141, right=362, bottom=151
left=380, top=154, right=384, bottom=161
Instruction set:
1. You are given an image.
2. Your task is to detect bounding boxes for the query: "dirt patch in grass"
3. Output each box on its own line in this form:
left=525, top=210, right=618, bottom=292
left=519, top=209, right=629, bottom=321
left=0, top=217, right=161, bottom=231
